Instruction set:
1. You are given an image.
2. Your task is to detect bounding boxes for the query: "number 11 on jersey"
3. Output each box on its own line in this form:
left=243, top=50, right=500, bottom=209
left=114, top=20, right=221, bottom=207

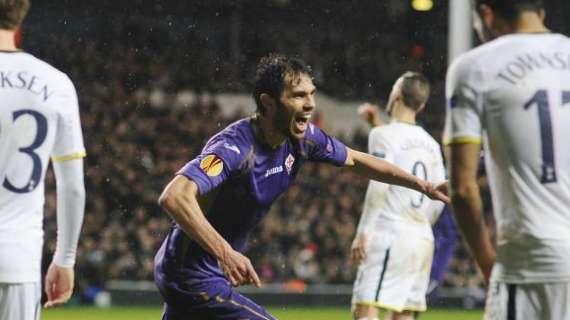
left=524, top=89, right=570, bottom=184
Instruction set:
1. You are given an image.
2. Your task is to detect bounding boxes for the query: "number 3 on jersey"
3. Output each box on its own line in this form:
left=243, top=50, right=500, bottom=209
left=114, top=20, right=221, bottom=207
left=2, top=110, right=48, bottom=193
left=523, top=90, right=570, bottom=184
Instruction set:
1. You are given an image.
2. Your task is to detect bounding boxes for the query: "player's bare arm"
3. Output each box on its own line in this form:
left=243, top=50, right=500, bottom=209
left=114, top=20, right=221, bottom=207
left=344, top=148, right=449, bottom=203
left=158, top=175, right=261, bottom=288
left=446, top=143, right=495, bottom=284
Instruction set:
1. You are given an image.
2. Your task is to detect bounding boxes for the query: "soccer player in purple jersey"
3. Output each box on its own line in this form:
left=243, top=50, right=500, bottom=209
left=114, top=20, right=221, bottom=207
left=154, top=54, right=448, bottom=320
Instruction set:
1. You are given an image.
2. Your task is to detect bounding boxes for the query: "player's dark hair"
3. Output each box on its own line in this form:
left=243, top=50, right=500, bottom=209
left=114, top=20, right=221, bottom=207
left=475, top=0, right=544, bottom=21
left=0, top=0, right=30, bottom=30
left=400, top=71, right=430, bottom=112
left=253, top=53, right=312, bottom=115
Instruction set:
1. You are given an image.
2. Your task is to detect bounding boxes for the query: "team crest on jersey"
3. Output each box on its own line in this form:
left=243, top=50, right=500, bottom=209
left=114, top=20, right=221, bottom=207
left=200, top=154, right=224, bottom=177
left=285, top=154, right=295, bottom=174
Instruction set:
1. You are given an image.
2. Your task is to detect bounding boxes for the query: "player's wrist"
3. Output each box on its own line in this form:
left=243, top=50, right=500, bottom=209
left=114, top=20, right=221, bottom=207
left=415, top=179, right=430, bottom=195
left=52, top=252, right=76, bottom=268
left=215, top=242, right=235, bottom=262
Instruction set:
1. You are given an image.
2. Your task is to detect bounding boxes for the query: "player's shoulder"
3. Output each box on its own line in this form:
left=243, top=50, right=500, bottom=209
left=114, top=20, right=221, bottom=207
left=404, top=124, right=442, bottom=151
left=205, top=117, right=255, bottom=157
left=17, top=52, right=72, bottom=85
left=303, top=122, right=326, bottom=138
left=367, top=123, right=401, bottom=149
left=301, top=122, right=338, bottom=146
left=371, top=122, right=422, bottom=139
left=369, top=123, right=396, bottom=138
left=414, top=125, right=440, bottom=145
left=450, top=33, right=570, bottom=76
left=423, top=130, right=443, bottom=154
left=447, top=46, right=488, bottom=81
left=449, top=35, right=522, bottom=78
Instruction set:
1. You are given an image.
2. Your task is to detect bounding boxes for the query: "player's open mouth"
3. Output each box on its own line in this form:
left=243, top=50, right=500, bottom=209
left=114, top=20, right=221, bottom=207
left=294, top=114, right=311, bottom=133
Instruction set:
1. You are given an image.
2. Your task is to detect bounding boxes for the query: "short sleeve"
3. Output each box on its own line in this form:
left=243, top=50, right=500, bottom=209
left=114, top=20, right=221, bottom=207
left=304, top=124, right=347, bottom=166
left=368, top=127, right=394, bottom=163
left=177, top=136, right=247, bottom=195
left=51, top=76, right=86, bottom=162
left=443, top=56, right=484, bottom=146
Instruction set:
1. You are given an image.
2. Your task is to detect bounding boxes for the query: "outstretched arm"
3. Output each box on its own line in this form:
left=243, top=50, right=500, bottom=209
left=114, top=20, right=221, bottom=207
left=446, top=143, right=495, bottom=284
left=344, top=148, right=449, bottom=203
left=158, top=175, right=260, bottom=288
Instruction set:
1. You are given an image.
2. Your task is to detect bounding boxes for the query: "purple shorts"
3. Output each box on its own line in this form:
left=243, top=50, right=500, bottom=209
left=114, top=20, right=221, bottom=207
left=158, top=278, right=277, bottom=320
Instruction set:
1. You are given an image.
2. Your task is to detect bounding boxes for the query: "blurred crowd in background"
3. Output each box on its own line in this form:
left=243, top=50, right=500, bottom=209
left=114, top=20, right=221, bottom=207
left=24, top=1, right=512, bottom=305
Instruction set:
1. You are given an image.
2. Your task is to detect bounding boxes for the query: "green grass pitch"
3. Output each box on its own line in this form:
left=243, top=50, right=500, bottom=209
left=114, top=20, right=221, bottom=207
left=42, top=307, right=483, bottom=319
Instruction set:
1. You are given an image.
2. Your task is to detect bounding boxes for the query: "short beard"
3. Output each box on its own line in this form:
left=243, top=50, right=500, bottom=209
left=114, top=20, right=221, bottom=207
left=273, top=99, right=294, bottom=139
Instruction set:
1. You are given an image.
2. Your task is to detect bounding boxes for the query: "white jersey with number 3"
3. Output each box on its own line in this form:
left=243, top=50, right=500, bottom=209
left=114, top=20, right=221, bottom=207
left=444, top=33, right=570, bottom=283
left=0, top=51, right=85, bottom=283
left=358, top=122, right=446, bottom=240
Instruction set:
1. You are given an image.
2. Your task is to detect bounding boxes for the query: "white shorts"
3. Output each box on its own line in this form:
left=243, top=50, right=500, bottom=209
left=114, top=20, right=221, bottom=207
left=484, top=280, right=570, bottom=320
left=0, top=282, right=41, bottom=320
left=351, top=229, right=434, bottom=312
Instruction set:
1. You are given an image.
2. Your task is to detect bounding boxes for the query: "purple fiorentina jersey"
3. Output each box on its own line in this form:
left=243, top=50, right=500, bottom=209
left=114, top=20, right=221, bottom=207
left=155, top=117, right=347, bottom=287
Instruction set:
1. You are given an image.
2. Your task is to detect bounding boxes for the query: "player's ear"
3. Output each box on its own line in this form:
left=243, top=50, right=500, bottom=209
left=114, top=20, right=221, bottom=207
left=260, top=93, right=277, bottom=114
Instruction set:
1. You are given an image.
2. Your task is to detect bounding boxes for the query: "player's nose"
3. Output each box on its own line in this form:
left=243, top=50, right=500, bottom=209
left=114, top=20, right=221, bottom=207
left=304, top=96, right=315, bottom=111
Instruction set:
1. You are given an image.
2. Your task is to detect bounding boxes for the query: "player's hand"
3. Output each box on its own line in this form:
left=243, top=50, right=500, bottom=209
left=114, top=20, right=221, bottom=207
left=349, top=233, right=368, bottom=265
left=358, top=103, right=382, bottom=127
left=425, top=181, right=450, bottom=203
left=44, top=263, right=75, bottom=308
left=219, top=249, right=261, bottom=288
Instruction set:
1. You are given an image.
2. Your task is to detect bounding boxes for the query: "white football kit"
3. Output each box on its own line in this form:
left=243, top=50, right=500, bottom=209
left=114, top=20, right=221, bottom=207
left=0, top=51, right=86, bottom=319
left=444, top=33, right=570, bottom=320
left=352, top=121, right=445, bottom=313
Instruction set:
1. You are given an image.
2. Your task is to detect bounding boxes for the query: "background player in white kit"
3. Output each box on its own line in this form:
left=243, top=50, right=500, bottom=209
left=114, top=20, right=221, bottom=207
left=351, top=72, right=446, bottom=320
left=0, top=0, right=86, bottom=319
left=444, top=0, right=570, bottom=319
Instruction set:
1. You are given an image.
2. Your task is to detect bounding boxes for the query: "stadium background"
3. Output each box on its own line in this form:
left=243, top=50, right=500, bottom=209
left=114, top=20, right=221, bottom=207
left=18, top=0, right=570, bottom=318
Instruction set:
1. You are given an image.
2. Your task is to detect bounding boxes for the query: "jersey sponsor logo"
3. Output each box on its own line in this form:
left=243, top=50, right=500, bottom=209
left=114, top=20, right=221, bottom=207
left=200, top=154, right=224, bottom=177
left=285, top=154, right=295, bottom=174
left=264, top=165, right=283, bottom=178
left=326, top=142, right=333, bottom=153
left=223, top=143, right=240, bottom=154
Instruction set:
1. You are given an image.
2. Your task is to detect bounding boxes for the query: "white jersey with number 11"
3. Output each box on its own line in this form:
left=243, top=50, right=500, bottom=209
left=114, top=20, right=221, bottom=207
left=444, top=33, right=570, bottom=283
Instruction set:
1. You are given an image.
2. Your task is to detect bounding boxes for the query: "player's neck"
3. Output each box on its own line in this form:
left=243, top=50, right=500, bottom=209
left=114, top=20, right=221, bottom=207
left=391, top=105, right=416, bottom=125
left=510, top=13, right=549, bottom=34
left=0, top=29, right=17, bottom=51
